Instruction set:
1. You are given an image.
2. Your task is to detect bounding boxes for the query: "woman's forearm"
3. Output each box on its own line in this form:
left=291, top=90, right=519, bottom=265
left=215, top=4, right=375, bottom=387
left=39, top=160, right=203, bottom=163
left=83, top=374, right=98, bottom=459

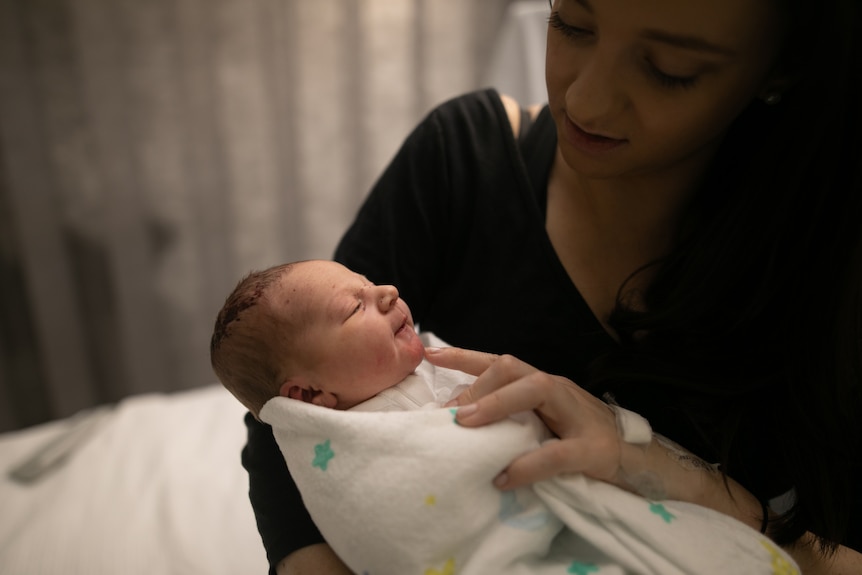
left=615, top=434, right=764, bottom=531
left=618, top=436, right=862, bottom=573
left=276, top=543, right=353, bottom=575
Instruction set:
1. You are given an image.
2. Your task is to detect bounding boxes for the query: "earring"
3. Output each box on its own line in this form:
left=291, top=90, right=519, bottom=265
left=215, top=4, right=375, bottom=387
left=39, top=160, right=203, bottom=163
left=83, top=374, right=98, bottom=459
left=762, top=92, right=782, bottom=106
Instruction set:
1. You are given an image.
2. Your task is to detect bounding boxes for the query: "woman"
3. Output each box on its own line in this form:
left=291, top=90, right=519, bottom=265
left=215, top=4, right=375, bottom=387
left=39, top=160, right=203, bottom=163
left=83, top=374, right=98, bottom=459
left=241, top=0, right=862, bottom=572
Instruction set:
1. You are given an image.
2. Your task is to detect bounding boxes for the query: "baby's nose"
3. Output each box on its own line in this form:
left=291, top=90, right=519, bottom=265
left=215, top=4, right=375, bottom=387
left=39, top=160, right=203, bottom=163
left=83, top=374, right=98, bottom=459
left=375, top=285, right=399, bottom=311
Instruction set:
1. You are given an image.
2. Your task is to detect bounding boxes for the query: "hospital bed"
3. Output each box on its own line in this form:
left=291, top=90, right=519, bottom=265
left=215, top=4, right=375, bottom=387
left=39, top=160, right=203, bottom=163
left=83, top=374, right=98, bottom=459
left=0, top=385, right=268, bottom=574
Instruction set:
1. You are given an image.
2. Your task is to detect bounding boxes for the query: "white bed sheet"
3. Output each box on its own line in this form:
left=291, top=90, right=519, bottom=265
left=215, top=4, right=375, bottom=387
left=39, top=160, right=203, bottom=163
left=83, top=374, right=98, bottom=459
left=0, top=385, right=268, bottom=575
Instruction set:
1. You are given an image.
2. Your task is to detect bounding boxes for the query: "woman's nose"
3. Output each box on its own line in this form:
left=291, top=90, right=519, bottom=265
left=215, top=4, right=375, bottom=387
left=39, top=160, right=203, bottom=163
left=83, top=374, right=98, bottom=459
left=374, top=285, right=399, bottom=311
left=567, top=53, right=625, bottom=130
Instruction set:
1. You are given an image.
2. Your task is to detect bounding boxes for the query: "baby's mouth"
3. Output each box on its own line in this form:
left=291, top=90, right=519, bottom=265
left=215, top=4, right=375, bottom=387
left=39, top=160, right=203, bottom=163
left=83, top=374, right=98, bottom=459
left=395, top=317, right=409, bottom=336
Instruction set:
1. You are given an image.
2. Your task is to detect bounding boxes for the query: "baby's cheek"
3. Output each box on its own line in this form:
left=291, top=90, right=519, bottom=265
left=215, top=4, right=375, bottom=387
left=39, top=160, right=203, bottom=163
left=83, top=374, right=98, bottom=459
left=375, top=353, right=388, bottom=368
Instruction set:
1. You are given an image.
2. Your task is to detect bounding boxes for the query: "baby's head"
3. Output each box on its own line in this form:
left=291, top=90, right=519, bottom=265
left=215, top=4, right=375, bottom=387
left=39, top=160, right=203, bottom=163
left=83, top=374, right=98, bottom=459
left=211, top=260, right=425, bottom=417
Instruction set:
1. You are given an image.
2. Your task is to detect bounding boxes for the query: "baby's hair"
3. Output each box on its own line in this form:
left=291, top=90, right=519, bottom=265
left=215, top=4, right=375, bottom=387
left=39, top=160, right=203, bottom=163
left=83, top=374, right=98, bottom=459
left=211, top=262, right=299, bottom=416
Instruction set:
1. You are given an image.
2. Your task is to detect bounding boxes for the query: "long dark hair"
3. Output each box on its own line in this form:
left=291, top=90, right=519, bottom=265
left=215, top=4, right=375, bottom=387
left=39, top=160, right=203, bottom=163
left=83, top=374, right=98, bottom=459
left=600, top=0, right=862, bottom=551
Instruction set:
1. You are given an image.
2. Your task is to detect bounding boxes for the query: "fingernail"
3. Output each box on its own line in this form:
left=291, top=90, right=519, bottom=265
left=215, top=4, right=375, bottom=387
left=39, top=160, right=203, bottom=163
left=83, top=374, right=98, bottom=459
left=456, top=403, right=478, bottom=418
left=443, top=399, right=459, bottom=408
left=493, top=472, right=509, bottom=488
left=425, top=347, right=442, bottom=354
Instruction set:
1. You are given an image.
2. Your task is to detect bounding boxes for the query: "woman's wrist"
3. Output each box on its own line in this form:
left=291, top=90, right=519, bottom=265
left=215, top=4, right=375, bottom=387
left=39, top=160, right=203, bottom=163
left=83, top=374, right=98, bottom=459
left=614, top=438, right=669, bottom=500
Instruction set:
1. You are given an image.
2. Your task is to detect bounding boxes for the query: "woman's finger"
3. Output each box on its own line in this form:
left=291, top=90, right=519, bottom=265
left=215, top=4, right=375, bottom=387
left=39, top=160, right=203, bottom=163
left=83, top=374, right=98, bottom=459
left=447, top=353, right=545, bottom=408
left=424, top=346, right=511, bottom=407
left=494, top=439, right=576, bottom=490
left=424, top=345, right=499, bottom=376
left=456, top=359, right=611, bottom=434
left=495, top=434, right=620, bottom=490
left=453, top=365, right=558, bottom=424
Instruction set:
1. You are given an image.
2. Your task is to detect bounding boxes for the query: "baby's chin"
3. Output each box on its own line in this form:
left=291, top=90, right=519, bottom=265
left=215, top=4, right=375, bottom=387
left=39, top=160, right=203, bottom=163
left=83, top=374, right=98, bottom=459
left=402, top=329, right=426, bottom=365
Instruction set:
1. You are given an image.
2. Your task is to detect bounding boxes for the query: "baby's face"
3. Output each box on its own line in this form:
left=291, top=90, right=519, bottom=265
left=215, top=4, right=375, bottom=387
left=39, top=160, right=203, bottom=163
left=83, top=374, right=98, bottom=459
left=274, top=261, right=425, bottom=409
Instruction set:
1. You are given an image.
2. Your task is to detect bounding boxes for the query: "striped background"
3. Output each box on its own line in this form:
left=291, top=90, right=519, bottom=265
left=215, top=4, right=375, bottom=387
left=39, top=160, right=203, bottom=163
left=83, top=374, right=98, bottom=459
left=0, top=0, right=525, bottom=431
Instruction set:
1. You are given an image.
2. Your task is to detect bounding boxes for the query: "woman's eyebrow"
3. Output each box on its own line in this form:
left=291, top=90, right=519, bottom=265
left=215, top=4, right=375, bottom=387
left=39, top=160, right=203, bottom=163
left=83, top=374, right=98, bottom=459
left=574, top=0, right=594, bottom=14
left=641, top=29, right=736, bottom=57
left=573, top=0, right=735, bottom=58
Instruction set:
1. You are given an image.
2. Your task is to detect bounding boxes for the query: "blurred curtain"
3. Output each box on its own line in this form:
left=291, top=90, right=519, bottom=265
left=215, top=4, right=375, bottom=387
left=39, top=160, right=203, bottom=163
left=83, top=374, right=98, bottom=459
left=0, top=0, right=521, bottom=432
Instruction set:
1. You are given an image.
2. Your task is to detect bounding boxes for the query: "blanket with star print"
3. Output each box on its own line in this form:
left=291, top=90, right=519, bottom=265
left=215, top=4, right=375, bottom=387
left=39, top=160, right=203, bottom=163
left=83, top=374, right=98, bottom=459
left=260, top=385, right=798, bottom=575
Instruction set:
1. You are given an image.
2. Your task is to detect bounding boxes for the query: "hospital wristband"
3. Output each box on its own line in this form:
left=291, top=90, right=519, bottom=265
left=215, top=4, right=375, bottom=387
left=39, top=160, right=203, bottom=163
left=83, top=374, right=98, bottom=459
left=609, top=405, right=653, bottom=447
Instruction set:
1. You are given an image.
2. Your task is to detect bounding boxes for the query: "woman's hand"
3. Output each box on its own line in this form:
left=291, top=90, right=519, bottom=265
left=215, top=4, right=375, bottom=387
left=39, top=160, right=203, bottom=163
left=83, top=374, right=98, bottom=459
left=425, top=346, right=624, bottom=490
left=425, top=345, right=770, bottom=533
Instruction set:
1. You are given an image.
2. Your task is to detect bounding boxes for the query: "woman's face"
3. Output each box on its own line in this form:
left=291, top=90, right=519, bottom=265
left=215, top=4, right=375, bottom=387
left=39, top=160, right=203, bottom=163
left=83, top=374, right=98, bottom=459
left=546, top=0, right=786, bottom=182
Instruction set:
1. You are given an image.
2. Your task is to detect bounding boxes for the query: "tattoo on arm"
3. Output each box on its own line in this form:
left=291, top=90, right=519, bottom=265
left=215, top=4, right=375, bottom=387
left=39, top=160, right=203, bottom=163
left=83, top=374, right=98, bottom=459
left=621, top=470, right=668, bottom=500
left=654, top=434, right=720, bottom=473
left=620, top=435, right=719, bottom=500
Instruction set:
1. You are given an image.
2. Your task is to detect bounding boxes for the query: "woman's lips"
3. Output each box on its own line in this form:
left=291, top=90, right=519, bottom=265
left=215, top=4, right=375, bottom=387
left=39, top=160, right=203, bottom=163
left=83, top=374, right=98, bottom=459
left=563, top=115, right=627, bottom=155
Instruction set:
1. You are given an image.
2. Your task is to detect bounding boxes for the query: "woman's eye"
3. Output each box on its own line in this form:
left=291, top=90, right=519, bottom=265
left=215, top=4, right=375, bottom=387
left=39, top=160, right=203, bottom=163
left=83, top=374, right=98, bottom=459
left=648, top=65, right=699, bottom=90
left=548, top=12, right=594, bottom=41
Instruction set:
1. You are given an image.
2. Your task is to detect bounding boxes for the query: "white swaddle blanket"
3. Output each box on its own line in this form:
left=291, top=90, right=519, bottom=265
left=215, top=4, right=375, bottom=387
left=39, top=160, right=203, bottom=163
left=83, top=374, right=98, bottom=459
left=260, top=364, right=798, bottom=575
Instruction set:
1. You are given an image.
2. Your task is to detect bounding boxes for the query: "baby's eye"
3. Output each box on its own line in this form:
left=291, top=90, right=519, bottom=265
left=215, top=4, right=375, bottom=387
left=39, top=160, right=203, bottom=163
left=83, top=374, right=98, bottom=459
left=349, top=300, right=365, bottom=318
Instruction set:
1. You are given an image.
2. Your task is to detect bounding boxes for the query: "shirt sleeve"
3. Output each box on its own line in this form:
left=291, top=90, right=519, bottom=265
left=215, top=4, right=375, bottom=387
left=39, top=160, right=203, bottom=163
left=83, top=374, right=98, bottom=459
left=242, top=413, right=324, bottom=573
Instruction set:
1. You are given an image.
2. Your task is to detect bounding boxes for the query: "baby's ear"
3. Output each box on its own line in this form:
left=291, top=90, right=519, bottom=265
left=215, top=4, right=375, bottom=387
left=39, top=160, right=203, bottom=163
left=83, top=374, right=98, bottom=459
left=280, top=379, right=338, bottom=408
left=310, top=390, right=338, bottom=409
left=280, top=379, right=310, bottom=402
